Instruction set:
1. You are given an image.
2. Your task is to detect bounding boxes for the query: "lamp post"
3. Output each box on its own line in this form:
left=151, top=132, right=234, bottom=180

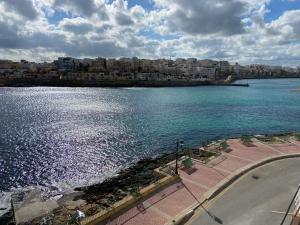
left=175, top=139, right=184, bottom=175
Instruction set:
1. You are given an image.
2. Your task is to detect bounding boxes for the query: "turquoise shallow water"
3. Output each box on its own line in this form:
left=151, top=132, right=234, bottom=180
left=0, top=79, right=300, bottom=192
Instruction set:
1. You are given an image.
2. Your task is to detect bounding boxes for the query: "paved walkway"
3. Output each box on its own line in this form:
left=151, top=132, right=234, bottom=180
left=189, top=157, right=300, bottom=225
left=104, top=138, right=300, bottom=225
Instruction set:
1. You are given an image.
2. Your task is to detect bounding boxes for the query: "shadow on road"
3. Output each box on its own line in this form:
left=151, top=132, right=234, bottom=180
left=203, top=207, right=223, bottom=224
left=181, top=181, right=223, bottom=224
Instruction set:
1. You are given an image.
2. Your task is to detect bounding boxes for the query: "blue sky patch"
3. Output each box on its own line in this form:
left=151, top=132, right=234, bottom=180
left=139, top=29, right=180, bottom=40
left=47, top=10, right=71, bottom=24
left=265, top=0, right=300, bottom=22
left=127, top=0, right=154, bottom=10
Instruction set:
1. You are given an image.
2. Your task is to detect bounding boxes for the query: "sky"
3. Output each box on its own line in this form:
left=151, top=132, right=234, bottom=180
left=0, top=0, right=300, bottom=66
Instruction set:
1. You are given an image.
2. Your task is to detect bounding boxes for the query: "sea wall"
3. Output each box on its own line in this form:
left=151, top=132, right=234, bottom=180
left=0, top=78, right=214, bottom=87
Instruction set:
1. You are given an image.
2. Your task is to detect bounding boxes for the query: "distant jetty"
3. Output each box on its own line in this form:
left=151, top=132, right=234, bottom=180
left=220, top=83, right=249, bottom=87
left=211, top=82, right=249, bottom=87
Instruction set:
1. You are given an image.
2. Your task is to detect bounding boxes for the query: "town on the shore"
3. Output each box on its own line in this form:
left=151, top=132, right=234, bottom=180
left=0, top=57, right=299, bottom=86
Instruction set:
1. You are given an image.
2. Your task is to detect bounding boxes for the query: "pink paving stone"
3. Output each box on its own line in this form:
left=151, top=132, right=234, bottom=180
left=107, top=184, right=184, bottom=225
left=107, top=206, right=141, bottom=225
left=268, top=143, right=300, bottom=154
left=150, top=184, right=197, bottom=217
left=292, top=140, right=300, bottom=146
left=120, top=208, right=167, bottom=225
left=107, top=203, right=167, bottom=225
left=146, top=182, right=184, bottom=205
left=179, top=163, right=229, bottom=188
left=212, top=154, right=251, bottom=172
left=227, top=139, right=278, bottom=161
left=249, top=141, right=283, bottom=155
left=181, top=180, right=207, bottom=199
left=105, top=139, right=300, bottom=225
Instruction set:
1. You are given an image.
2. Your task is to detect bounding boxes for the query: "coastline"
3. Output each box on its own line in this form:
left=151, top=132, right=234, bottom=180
left=1, top=78, right=300, bottom=224
left=2, top=131, right=300, bottom=225
left=0, top=78, right=250, bottom=88
left=1, top=77, right=299, bottom=88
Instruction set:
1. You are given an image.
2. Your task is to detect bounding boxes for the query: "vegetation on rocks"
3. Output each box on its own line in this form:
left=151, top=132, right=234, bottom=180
left=190, top=148, right=218, bottom=163
left=240, top=135, right=255, bottom=147
left=295, top=133, right=300, bottom=141
left=220, top=141, right=229, bottom=150
left=74, top=152, right=186, bottom=208
left=256, top=135, right=278, bottom=143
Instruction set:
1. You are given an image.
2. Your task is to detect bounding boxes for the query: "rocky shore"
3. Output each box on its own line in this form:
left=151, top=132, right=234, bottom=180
left=0, top=78, right=250, bottom=88
left=0, top=210, right=14, bottom=225
left=73, top=152, right=183, bottom=206
left=6, top=151, right=189, bottom=225
left=3, top=132, right=300, bottom=225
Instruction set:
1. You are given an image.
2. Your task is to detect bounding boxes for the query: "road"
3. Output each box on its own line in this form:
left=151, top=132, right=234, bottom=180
left=188, top=158, right=300, bottom=225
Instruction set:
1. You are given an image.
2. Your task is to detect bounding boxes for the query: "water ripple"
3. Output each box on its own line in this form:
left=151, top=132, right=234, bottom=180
left=0, top=79, right=300, bottom=199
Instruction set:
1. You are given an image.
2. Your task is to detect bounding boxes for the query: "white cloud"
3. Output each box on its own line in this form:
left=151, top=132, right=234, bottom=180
left=59, top=17, right=94, bottom=34
left=266, top=9, right=300, bottom=39
left=0, top=0, right=39, bottom=20
left=0, top=0, right=299, bottom=66
left=153, top=0, right=247, bottom=35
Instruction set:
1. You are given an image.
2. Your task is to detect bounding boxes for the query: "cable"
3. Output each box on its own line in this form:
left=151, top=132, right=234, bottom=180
left=280, top=185, right=300, bottom=225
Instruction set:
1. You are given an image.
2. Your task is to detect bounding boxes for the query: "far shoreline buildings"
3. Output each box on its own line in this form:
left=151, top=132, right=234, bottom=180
left=0, top=57, right=299, bottom=86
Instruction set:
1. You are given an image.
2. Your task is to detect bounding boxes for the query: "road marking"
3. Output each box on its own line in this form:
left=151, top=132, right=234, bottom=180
left=186, top=157, right=300, bottom=225
left=271, top=210, right=294, bottom=216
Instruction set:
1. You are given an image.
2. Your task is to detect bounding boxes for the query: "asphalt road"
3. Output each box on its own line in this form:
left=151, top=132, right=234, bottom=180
left=188, top=158, right=300, bottom=225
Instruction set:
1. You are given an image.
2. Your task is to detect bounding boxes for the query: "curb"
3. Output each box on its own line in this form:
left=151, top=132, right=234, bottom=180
left=170, top=209, right=195, bottom=225
left=81, top=175, right=180, bottom=225
left=167, top=153, right=300, bottom=225
left=204, top=153, right=300, bottom=201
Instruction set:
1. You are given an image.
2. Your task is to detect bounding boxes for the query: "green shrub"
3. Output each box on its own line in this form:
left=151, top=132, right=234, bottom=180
left=220, top=141, right=229, bottom=150
left=241, top=135, right=252, bottom=144
left=129, top=186, right=140, bottom=197
left=256, top=136, right=276, bottom=142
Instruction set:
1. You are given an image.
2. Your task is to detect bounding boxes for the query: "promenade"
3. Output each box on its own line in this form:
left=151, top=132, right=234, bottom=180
left=103, top=137, right=300, bottom=225
left=189, top=157, right=300, bottom=225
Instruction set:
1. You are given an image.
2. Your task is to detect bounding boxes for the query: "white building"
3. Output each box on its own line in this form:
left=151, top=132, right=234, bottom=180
left=196, top=67, right=216, bottom=80
left=218, top=61, right=230, bottom=73
left=54, top=57, right=80, bottom=71
left=0, top=60, right=16, bottom=74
